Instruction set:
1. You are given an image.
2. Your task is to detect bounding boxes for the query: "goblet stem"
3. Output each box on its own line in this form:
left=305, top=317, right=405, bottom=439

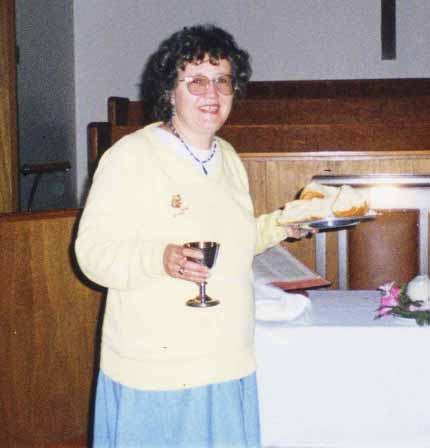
left=199, top=282, right=207, bottom=304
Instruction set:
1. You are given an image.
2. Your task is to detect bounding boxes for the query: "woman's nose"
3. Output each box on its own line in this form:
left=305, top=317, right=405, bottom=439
left=205, top=80, right=219, bottom=96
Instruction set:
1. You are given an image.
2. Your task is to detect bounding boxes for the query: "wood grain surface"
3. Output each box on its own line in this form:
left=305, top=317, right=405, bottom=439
left=0, top=210, right=103, bottom=447
left=0, top=0, right=18, bottom=213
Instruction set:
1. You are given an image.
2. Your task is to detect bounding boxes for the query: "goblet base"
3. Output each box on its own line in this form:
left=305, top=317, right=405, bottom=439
left=186, top=296, right=220, bottom=308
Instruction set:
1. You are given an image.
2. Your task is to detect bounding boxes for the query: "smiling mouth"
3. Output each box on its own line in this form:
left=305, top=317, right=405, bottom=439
left=199, top=104, right=219, bottom=113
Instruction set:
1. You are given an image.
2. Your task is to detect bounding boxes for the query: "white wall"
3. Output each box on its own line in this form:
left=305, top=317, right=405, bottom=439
left=74, top=0, right=430, bottom=204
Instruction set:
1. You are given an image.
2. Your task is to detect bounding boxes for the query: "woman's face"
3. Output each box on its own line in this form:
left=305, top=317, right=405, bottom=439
left=170, top=58, right=234, bottom=146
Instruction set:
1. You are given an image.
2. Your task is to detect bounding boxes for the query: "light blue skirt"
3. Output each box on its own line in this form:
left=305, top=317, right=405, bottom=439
left=92, top=370, right=261, bottom=447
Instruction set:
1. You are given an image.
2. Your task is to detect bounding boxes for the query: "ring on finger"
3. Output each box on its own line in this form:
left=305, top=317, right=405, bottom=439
left=178, top=267, right=185, bottom=276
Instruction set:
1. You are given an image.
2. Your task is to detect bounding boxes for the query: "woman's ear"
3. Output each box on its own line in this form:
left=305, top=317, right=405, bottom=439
left=169, top=93, right=176, bottom=116
left=170, top=91, right=176, bottom=107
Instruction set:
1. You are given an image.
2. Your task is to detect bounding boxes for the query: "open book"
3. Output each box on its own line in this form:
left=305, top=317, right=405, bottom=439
left=253, top=244, right=330, bottom=291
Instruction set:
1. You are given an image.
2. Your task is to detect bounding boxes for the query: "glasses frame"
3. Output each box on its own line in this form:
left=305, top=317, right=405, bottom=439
left=178, top=74, right=236, bottom=96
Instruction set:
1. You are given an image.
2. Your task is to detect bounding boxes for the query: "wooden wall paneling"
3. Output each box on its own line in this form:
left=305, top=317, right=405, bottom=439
left=241, top=159, right=267, bottom=216
left=279, top=159, right=333, bottom=201
left=241, top=156, right=333, bottom=215
left=265, top=160, right=283, bottom=212
left=348, top=210, right=419, bottom=290
left=0, top=0, right=18, bottom=213
left=327, top=157, right=430, bottom=177
left=0, top=210, right=103, bottom=447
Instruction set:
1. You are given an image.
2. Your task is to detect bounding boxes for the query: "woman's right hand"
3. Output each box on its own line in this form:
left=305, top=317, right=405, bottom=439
left=163, top=244, right=210, bottom=283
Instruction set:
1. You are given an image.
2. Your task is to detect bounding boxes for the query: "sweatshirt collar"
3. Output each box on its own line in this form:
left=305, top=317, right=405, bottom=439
left=142, top=123, right=224, bottom=184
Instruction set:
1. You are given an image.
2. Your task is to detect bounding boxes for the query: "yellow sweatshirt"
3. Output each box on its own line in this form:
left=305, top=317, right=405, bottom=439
left=75, top=123, right=286, bottom=390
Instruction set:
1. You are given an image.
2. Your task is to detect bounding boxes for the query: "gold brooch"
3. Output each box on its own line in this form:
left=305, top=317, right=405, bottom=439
left=170, top=194, right=188, bottom=216
left=171, top=194, right=182, bottom=208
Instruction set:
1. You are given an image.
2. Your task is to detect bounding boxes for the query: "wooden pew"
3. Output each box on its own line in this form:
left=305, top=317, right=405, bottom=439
left=107, top=78, right=430, bottom=125
left=88, top=116, right=430, bottom=168
left=90, top=87, right=430, bottom=168
left=87, top=123, right=138, bottom=175
left=0, top=210, right=103, bottom=448
left=108, top=96, right=149, bottom=126
left=243, top=78, right=430, bottom=98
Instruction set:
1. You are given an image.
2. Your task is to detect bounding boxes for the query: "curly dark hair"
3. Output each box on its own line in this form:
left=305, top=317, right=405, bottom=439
left=141, top=24, right=252, bottom=122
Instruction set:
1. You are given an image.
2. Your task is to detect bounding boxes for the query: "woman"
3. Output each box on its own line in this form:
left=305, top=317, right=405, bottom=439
left=76, top=24, right=306, bottom=447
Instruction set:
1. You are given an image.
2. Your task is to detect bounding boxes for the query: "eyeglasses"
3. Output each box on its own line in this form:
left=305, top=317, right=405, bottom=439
left=178, top=74, right=236, bottom=96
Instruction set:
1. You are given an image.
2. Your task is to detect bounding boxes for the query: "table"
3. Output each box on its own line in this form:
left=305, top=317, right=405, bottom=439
left=255, top=290, right=430, bottom=448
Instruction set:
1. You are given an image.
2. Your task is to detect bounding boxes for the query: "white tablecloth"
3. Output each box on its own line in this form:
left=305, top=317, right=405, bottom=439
left=255, top=290, right=430, bottom=448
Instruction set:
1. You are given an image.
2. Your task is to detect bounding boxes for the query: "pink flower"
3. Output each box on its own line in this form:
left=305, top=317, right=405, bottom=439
left=376, top=283, right=400, bottom=318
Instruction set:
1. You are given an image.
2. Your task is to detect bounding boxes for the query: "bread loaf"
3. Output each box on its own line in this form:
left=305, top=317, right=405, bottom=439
left=279, top=198, right=333, bottom=224
left=332, top=185, right=369, bottom=217
left=299, top=182, right=339, bottom=200
left=279, top=182, right=369, bottom=224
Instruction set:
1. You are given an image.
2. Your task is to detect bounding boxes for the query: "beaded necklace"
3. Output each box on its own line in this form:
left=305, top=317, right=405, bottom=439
left=167, top=121, right=216, bottom=175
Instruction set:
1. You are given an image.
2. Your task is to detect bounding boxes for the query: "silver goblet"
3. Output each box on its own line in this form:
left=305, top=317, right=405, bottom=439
left=184, top=241, right=220, bottom=308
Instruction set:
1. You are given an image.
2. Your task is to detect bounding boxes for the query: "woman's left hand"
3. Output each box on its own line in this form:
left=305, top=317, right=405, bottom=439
left=282, top=224, right=317, bottom=240
left=163, top=244, right=210, bottom=283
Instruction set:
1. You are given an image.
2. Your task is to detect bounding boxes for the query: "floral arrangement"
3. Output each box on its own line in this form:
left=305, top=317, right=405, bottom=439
left=376, top=275, right=430, bottom=326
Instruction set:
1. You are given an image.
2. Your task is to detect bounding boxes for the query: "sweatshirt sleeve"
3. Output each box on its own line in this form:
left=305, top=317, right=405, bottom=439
left=255, top=209, right=287, bottom=254
left=75, top=136, right=167, bottom=291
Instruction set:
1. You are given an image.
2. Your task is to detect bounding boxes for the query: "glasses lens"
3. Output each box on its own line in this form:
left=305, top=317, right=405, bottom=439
left=185, top=75, right=235, bottom=96
left=215, top=75, right=235, bottom=95
left=187, top=76, right=209, bottom=95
